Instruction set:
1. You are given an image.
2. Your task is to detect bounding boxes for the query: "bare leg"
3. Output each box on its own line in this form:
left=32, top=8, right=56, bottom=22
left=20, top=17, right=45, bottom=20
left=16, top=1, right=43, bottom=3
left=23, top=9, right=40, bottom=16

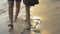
left=8, top=1, right=14, bottom=27
left=25, top=6, right=31, bottom=29
left=15, top=2, right=20, bottom=21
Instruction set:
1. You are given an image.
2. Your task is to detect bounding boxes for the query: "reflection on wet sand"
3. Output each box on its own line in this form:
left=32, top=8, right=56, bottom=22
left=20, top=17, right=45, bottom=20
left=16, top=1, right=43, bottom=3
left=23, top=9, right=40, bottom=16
left=0, top=0, right=41, bottom=34
left=31, top=0, right=60, bottom=34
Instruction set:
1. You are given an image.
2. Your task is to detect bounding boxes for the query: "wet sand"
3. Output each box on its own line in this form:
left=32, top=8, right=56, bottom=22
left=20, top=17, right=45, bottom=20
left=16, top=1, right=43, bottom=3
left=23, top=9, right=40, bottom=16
left=0, top=0, right=60, bottom=34
left=0, top=0, right=40, bottom=34
left=31, top=0, right=60, bottom=34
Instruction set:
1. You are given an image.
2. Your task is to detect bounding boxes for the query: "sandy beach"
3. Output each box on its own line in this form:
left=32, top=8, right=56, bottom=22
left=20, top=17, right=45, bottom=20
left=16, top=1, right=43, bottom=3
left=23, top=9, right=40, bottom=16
left=0, top=0, right=60, bottom=34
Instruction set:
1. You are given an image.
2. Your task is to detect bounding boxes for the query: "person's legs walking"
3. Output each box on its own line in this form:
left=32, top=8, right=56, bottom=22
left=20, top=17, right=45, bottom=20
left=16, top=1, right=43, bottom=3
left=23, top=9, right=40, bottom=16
left=15, top=0, right=21, bottom=22
left=8, top=0, right=14, bottom=27
left=15, top=2, right=20, bottom=21
left=23, top=0, right=31, bottom=29
left=25, top=6, right=31, bottom=29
